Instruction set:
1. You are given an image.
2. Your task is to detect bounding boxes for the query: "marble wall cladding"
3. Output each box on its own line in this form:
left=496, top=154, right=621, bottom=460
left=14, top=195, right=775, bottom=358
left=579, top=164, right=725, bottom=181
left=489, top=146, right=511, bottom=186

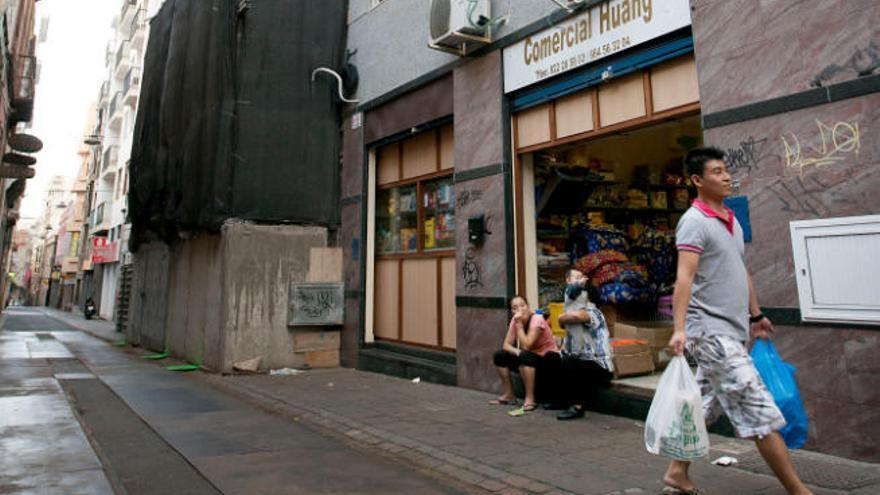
left=341, top=297, right=361, bottom=368
left=340, top=202, right=362, bottom=368
left=775, top=325, right=880, bottom=461
left=692, top=0, right=880, bottom=113
left=454, top=175, right=509, bottom=298
left=340, top=203, right=362, bottom=291
left=704, top=94, right=880, bottom=306
left=341, top=114, right=364, bottom=200
left=455, top=307, right=511, bottom=393
left=454, top=52, right=505, bottom=172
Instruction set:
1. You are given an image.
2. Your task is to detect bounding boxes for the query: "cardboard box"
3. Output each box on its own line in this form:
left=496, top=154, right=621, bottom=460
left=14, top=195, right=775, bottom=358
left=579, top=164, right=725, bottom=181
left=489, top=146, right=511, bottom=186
left=615, top=321, right=674, bottom=347
left=291, top=349, right=339, bottom=369
left=611, top=338, right=655, bottom=378
left=611, top=338, right=649, bottom=355
left=614, top=322, right=639, bottom=340
left=292, top=330, right=341, bottom=352
left=598, top=303, right=617, bottom=332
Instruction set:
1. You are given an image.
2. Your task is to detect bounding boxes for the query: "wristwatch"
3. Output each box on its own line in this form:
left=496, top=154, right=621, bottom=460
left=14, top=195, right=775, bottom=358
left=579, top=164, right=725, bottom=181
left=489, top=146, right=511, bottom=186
left=749, top=313, right=766, bottom=323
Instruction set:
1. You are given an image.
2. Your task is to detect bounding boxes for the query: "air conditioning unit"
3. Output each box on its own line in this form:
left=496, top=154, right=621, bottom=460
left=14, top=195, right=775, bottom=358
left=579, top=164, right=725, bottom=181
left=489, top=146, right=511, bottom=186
left=429, top=0, right=491, bottom=56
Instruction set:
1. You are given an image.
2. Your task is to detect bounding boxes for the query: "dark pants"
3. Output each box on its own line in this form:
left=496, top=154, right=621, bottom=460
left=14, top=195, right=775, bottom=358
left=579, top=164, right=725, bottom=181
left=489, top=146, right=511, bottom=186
left=553, top=354, right=612, bottom=408
left=493, top=350, right=562, bottom=403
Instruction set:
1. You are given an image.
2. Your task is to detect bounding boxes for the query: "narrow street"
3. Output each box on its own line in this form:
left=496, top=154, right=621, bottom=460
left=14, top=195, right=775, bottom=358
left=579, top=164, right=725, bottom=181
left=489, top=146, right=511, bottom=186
left=3, top=307, right=879, bottom=495
left=0, top=308, right=472, bottom=495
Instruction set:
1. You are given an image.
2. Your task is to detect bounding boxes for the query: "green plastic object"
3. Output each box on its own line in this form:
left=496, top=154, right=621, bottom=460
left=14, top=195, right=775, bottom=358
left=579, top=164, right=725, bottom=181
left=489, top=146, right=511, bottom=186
left=165, top=364, right=200, bottom=372
left=143, top=352, right=169, bottom=360
left=113, top=340, right=127, bottom=347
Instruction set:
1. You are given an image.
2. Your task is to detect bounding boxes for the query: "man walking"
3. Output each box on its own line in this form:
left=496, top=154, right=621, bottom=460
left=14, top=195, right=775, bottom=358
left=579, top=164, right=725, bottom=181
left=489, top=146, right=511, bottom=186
left=555, top=268, right=613, bottom=420
left=664, top=147, right=812, bottom=494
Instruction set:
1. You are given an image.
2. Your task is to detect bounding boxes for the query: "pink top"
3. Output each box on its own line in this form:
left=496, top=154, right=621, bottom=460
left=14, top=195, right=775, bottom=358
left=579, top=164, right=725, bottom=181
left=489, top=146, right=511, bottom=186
left=506, top=314, right=559, bottom=356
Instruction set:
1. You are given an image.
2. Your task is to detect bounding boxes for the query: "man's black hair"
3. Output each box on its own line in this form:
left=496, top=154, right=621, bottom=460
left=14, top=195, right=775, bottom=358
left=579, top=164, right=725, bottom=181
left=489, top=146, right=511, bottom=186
left=685, top=147, right=726, bottom=178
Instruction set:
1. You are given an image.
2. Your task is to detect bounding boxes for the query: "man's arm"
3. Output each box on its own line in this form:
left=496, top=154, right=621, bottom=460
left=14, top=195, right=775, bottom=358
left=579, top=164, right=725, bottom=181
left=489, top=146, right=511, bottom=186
left=668, top=250, right=700, bottom=355
left=747, top=273, right=774, bottom=340
left=558, top=309, right=590, bottom=325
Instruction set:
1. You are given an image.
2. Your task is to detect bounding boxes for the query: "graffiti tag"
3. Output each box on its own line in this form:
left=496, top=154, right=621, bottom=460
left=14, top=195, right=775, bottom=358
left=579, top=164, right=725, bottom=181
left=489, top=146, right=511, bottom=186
left=781, top=120, right=861, bottom=177
left=725, top=136, right=771, bottom=177
left=456, top=189, right=483, bottom=209
left=461, top=247, right=483, bottom=290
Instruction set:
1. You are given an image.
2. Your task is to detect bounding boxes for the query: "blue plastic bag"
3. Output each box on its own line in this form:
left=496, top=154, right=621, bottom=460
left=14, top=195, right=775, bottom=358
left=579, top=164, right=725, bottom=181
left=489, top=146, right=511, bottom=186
left=750, top=339, right=808, bottom=449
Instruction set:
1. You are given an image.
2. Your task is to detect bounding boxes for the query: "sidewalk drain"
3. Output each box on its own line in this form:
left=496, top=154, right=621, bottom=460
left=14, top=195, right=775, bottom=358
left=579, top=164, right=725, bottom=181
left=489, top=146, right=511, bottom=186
left=735, top=451, right=880, bottom=490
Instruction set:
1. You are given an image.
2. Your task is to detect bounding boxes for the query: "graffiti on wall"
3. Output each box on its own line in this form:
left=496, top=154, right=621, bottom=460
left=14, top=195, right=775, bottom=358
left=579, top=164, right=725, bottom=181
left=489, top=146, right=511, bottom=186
left=781, top=120, right=861, bottom=177
left=725, top=136, right=773, bottom=177
left=456, top=188, right=484, bottom=209
left=461, top=247, right=484, bottom=290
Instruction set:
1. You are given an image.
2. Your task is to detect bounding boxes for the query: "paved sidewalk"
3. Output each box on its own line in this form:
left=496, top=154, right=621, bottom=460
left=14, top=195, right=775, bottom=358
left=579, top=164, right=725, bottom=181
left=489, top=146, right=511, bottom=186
left=40, top=306, right=880, bottom=495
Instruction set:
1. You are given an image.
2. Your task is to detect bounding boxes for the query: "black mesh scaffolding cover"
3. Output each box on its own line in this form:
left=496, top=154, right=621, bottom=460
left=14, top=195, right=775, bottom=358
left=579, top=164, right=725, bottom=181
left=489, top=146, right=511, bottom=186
left=129, top=0, right=346, bottom=250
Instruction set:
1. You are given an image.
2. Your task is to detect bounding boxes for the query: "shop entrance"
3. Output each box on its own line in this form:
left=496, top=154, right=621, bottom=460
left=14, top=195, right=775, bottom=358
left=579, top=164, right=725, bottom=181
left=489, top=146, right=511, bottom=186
left=510, top=53, right=703, bottom=375
left=521, top=115, right=702, bottom=323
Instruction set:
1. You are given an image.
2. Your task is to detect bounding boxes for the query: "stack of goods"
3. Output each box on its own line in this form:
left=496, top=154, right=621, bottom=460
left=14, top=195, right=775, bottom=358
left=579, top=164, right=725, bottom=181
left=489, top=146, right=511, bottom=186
left=570, top=224, right=628, bottom=261
left=571, top=234, right=651, bottom=304
left=624, top=188, right=649, bottom=209
left=630, top=228, right=677, bottom=296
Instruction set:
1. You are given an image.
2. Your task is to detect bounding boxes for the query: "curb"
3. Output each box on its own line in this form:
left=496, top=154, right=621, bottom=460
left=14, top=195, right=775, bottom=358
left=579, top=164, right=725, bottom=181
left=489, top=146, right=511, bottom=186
left=198, top=373, right=579, bottom=495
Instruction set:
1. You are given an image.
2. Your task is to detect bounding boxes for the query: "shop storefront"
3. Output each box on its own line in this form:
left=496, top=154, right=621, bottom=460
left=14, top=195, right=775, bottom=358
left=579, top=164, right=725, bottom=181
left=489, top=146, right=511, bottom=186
left=505, top=1, right=698, bottom=370
left=370, top=123, right=457, bottom=351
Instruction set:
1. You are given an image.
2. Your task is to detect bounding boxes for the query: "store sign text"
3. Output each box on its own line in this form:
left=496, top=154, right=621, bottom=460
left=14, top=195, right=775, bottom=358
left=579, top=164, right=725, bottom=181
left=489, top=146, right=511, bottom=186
left=503, top=0, right=691, bottom=93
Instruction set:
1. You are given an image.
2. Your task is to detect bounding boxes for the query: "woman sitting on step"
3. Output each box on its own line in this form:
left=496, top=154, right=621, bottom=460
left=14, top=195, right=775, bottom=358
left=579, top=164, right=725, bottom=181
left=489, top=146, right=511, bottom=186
left=490, top=295, right=560, bottom=416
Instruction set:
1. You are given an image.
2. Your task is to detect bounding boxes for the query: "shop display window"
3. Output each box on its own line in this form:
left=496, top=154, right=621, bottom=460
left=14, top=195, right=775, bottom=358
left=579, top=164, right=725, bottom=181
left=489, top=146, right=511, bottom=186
left=376, top=185, right=418, bottom=254
left=376, top=177, right=455, bottom=255
left=422, top=177, right=455, bottom=251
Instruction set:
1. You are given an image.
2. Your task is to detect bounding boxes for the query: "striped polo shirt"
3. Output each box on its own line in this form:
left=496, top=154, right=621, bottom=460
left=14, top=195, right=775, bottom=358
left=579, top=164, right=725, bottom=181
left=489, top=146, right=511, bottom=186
left=675, top=199, right=750, bottom=342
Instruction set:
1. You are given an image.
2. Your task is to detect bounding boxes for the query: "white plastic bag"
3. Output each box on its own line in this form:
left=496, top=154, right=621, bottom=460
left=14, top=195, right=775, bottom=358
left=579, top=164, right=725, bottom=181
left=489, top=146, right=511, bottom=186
left=644, top=355, right=710, bottom=459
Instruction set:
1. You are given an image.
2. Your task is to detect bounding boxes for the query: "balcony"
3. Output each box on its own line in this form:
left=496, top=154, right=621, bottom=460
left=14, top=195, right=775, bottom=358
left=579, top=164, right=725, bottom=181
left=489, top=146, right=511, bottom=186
left=120, top=0, right=137, bottom=26
left=101, top=145, right=119, bottom=178
left=114, top=40, right=130, bottom=78
left=129, top=8, right=145, bottom=46
left=108, top=92, right=123, bottom=129
left=123, top=66, right=140, bottom=106
left=8, top=54, right=36, bottom=124
left=99, top=80, right=109, bottom=104
left=94, top=203, right=106, bottom=229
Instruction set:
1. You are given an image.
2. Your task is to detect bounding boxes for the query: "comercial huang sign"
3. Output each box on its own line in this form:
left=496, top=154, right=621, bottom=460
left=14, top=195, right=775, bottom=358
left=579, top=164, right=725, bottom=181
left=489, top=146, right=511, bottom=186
left=502, top=0, right=692, bottom=93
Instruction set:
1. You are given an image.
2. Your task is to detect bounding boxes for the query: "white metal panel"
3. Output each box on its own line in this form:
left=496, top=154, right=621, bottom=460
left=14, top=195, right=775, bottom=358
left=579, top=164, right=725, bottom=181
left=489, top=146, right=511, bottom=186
left=790, top=215, right=880, bottom=325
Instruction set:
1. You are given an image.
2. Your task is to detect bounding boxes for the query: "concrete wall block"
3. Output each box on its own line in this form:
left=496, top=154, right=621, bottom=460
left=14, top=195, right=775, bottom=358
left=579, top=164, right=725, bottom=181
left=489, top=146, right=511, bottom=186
left=165, top=241, right=191, bottom=358
left=128, top=242, right=171, bottom=351
left=220, top=222, right=328, bottom=372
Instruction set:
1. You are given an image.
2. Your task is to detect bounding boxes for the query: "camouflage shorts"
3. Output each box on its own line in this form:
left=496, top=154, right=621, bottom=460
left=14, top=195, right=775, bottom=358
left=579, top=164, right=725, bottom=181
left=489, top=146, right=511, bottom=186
left=690, top=335, right=786, bottom=439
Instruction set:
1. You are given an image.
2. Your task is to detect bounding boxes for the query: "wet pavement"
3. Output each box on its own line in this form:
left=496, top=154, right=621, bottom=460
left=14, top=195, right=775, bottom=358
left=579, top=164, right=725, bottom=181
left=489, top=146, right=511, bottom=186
left=0, top=310, right=114, bottom=494
left=0, top=308, right=473, bottom=495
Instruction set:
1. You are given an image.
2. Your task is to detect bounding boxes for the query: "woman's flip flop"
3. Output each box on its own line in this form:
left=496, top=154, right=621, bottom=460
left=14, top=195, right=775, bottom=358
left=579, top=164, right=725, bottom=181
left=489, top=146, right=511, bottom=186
left=488, top=398, right=516, bottom=405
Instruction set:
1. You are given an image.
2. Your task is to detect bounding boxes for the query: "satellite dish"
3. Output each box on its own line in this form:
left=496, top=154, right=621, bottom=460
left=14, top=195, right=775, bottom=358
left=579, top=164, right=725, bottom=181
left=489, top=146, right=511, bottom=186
left=3, top=152, right=36, bottom=166
left=9, top=133, right=43, bottom=153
